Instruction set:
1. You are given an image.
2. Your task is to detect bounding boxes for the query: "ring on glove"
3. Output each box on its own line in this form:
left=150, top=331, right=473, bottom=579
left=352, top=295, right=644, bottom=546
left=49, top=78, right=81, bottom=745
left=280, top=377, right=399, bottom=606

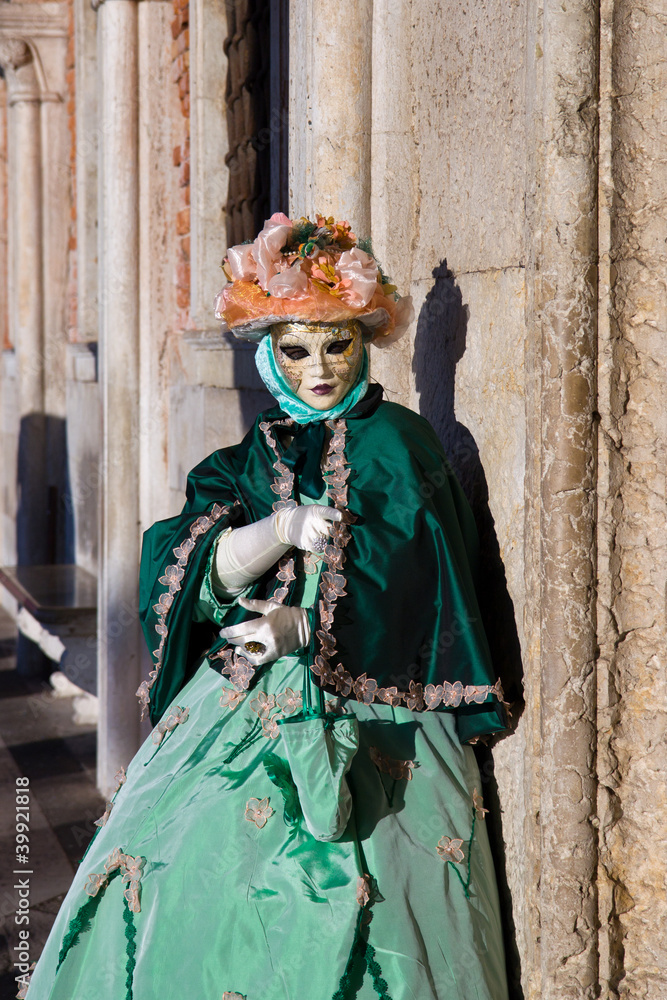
left=244, top=641, right=266, bottom=655
left=311, top=534, right=327, bottom=552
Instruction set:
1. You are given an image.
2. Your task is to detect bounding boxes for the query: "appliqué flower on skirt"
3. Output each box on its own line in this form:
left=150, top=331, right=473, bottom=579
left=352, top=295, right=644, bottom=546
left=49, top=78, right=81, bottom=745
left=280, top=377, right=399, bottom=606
left=84, top=871, right=108, bottom=897
left=331, top=663, right=354, bottom=697
left=85, top=849, right=147, bottom=912
left=249, top=691, right=276, bottom=719
left=356, top=874, right=371, bottom=907
left=158, top=563, right=184, bottom=590
left=261, top=717, right=280, bottom=740
left=312, top=655, right=335, bottom=686
left=276, top=687, right=302, bottom=716
left=369, top=746, right=416, bottom=781
left=113, top=766, right=127, bottom=791
left=437, top=836, right=465, bottom=863
left=151, top=705, right=190, bottom=745
left=465, top=685, right=490, bottom=705
left=424, top=683, right=444, bottom=709
left=443, top=681, right=464, bottom=707
left=473, top=787, right=489, bottom=821
left=245, top=797, right=274, bottom=829
left=104, top=847, right=126, bottom=873
left=219, top=687, right=247, bottom=710
left=121, top=856, right=146, bottom=914
left=222, top=993, right=247, bottom=1000
left=93, top=800, right=115, bottom=828
left=225, top=657, right=255, bottom=691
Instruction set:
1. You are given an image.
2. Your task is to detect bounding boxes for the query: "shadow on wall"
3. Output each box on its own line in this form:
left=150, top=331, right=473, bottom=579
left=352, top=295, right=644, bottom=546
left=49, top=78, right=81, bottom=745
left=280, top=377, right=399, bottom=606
left=413, top=261, right=525, bottom=1000
left=15, top=414, right=75, bottom=677
left=229, top=332, right=276, bottom=432
left=16, top=414, right=74, bottom=566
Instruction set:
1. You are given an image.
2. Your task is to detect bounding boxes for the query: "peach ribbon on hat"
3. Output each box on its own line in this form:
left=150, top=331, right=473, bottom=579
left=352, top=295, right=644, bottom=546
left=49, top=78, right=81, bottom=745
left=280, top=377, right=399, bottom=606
left=216, top=212, right=414, bottom=345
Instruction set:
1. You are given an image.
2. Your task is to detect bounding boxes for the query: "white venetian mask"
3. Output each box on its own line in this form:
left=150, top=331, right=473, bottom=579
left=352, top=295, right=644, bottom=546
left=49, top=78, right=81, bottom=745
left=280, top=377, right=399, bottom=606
left=271, top=320, right=364, bottom=410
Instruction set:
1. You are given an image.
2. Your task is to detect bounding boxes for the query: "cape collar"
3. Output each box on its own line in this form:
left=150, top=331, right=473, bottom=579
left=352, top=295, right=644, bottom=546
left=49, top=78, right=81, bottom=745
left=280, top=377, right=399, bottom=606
left=266, top=383, right=385, bottom=498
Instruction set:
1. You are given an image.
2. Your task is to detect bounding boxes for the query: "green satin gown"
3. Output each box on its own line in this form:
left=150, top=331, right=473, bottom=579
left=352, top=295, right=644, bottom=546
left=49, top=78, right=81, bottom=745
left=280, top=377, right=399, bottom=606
left=25, top=402, right=510, bottom=1000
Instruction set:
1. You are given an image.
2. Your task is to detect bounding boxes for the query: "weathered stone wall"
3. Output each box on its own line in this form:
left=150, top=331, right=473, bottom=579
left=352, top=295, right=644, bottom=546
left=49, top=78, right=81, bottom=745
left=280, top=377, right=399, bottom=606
left=367, top=1, right=533, bottom=992
left=291, top=0, right=665, bottom=996
left=597, top=0, right=667, bottom=995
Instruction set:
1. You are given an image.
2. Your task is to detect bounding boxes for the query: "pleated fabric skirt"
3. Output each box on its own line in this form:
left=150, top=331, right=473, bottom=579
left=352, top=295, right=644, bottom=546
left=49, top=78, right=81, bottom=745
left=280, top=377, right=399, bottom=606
left=25, top=650, right=508, bottom=1000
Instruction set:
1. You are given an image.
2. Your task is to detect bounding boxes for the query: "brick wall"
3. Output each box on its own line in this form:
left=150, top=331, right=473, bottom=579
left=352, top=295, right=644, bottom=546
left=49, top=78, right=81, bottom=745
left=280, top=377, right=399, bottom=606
left=172, top=0, right=191, bottom=330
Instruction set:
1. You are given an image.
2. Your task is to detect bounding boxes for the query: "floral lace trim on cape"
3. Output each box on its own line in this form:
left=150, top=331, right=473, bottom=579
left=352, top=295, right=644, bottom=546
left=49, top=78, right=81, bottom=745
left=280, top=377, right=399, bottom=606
left=136, top=502, right=231, bottom=719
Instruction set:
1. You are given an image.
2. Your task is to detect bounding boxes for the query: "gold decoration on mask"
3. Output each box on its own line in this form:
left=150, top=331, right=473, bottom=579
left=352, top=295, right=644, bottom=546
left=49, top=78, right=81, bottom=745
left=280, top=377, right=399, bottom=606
left=271, top=321, right=364, bottom=401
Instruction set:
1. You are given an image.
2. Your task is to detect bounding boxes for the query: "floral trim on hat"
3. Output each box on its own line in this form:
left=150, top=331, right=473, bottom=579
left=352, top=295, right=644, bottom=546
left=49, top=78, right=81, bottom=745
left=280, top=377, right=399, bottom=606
left=215, top=213, right=413, bottom=345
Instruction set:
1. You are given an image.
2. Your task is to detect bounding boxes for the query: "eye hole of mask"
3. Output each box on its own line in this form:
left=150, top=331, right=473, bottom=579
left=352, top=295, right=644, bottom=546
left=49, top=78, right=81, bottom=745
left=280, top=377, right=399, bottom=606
left=280, top=345, right=310, bottom=361
left=326, top=339, right=353, bottom=355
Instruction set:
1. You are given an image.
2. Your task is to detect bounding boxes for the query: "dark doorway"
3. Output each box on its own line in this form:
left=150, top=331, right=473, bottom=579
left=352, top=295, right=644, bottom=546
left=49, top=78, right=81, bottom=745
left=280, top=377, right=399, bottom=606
left=224, top=0, right=290, bottom=245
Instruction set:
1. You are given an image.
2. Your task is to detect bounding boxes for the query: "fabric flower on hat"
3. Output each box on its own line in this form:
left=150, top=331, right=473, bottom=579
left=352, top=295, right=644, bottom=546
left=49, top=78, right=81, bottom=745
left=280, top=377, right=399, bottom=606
left=215, top=212, right=413, bottom=345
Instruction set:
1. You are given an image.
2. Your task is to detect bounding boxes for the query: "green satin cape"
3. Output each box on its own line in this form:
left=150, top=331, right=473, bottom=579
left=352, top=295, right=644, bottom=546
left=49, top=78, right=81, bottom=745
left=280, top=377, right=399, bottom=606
left=139, top=391, right=507, bottom=743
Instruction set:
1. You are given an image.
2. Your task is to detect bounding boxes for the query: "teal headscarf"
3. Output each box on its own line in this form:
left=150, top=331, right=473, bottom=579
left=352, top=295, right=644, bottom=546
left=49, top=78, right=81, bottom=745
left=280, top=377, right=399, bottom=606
left=254, top=333, right=370, bottom=425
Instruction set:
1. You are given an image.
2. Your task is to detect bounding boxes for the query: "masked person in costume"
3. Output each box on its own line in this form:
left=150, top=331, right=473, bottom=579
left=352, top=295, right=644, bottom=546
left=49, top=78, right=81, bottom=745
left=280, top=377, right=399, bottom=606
left=22, top=214, right=510, bottom=1000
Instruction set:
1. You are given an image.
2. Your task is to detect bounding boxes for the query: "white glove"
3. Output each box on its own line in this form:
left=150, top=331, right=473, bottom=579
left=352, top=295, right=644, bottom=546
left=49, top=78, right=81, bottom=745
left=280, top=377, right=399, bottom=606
left=218, top=597, right=310, bottom=665
left=273, top=504, right=342, bottom=552
left=213, top=505, right=343, bottom=595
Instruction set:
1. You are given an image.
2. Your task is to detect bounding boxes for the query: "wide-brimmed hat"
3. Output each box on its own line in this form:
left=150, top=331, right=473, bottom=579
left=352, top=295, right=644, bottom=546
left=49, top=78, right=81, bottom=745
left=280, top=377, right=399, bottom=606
left=214, top=213, right=413, bottom=346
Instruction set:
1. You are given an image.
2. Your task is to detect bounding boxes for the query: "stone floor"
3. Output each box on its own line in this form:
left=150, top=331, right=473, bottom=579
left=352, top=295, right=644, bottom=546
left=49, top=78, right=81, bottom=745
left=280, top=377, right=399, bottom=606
left=0, top=608, right=104, bottom=1000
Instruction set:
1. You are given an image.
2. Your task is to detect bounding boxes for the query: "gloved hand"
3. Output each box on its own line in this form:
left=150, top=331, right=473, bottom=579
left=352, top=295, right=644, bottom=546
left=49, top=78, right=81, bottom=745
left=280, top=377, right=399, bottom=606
left=274, top=504, right=342, bottom=553
left=214, top=504, right=343, bottom=595
left=218, top=596, right=311, bottom=665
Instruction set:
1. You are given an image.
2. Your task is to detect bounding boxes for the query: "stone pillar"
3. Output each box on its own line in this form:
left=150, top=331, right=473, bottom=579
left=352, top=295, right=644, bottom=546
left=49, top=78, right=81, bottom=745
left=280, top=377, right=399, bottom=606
left=96, top=0, right=142, bottom=794
left=189, top=0, right=227, bottom=334
left=0, top=39, right=48, bottom=571
left=597, top=1, right=667, bottom=995
left=367, top=0, right=418, bottom=401
left=137, top=0, right=178, bottom=529
left=0, top=41, right=44, bottom=419
left=288, top=0, right=372, bottom=236
left=533, top=1, right=600, bottom=996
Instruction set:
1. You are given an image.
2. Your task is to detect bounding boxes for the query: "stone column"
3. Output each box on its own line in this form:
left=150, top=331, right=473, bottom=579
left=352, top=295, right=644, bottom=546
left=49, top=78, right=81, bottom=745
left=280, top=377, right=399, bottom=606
left=596, top=1, right=667, bottom=995
left=96, top=0, right=142, bottom=794
left=0, top=40, right=43, bottom=418
left=533, top=2, right=600, bottom=996
left=0, top=40, right=48, bottom=570
left=288, top=0, right=372, bottom=236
